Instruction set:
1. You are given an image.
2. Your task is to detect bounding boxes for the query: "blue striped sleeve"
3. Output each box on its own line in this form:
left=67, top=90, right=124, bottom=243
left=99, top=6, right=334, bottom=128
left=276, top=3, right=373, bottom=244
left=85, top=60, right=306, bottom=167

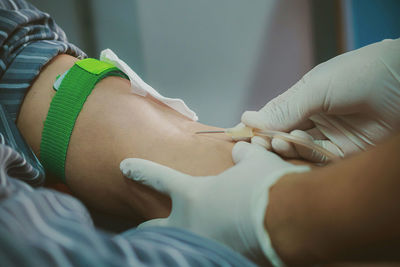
left=0, top=141, right=256, bottom=267
left=0, top=0, right=87, bottom=186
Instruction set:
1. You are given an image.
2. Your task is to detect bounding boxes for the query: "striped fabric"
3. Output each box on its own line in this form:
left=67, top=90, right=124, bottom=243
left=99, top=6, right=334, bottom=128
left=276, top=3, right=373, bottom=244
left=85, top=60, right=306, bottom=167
left=0, top=1, right=258, bottom=266
left=0, top=0, right=87, bottom=186
left=0, top=0, right=86, bottom=121
left=0, top=136, right=256, bottom=266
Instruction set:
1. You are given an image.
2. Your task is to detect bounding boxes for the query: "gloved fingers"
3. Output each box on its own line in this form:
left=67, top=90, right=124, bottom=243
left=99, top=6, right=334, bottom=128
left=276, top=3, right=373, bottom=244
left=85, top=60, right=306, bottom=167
left=232, top=141, right=293, bottom=169
left=120, top=158, right=189, bottom=195
left=232, top=141, right=269, bottom=164
left=241, top=110, right=314, bottom=132
left=305, top=126, right=326, bottom=140
left=241, top=85, right=301, bottom=131
left=250, top=135, right=272, bottom=150
left=295, top=118, right=315, bottom=131
left=241, top=111, right=269, bottom=131
left=313, top=139, right=343, bottom=161
left=242, top=70, right=330, bottom=132
left=270, top=129, right=329, bottom=161
left=290, top=130, right=342, bottom=163
left=232, top=142, right=298, bottom=176
left=271, top=138, right=299, bottom=159
left=289, top=129, right=323, bottom=162
left=138, top=218, right=169, bottom=228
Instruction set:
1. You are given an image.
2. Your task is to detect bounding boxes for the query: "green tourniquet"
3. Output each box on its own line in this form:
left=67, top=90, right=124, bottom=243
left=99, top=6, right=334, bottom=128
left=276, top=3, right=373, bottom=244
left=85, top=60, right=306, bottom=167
left=40, top=58, right=128, bottom=183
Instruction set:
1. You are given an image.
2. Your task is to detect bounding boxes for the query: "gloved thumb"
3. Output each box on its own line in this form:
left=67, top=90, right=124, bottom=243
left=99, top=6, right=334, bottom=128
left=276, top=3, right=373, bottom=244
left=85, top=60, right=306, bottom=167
left=242, top=76, right=320, bottom=132
left=120, top=158, right=190, bottom=195
left=272, top=129, right=342, bottom=163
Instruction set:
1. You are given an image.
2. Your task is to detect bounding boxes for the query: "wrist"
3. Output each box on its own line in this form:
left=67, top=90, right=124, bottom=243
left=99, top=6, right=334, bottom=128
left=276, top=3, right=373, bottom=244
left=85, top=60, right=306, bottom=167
left=264, top=171, right=322, bottom=265
left=251, top=165, right=310, bottom=266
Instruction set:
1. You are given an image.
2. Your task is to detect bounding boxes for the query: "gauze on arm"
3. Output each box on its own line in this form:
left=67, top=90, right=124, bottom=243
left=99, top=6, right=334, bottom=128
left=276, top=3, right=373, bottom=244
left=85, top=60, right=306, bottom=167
left=100, top=49, right=198, bottom=121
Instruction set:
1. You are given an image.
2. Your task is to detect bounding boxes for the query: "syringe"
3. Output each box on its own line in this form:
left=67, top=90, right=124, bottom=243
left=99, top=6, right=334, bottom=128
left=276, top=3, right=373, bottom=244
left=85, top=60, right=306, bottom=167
left=196, top=126, right=340, bottom=162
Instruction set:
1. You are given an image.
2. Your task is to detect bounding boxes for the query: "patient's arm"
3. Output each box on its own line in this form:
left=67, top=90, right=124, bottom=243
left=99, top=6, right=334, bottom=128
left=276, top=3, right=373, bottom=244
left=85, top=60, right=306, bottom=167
left=17, top=55, right=398, bottom=266
left=17, top=54, right=236, bottom=221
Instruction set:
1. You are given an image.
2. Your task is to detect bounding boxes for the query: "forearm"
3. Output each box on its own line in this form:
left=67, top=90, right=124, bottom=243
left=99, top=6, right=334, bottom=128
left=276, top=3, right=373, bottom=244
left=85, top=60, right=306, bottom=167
left=266, top=133, right=400, bottom=265
left=17, top=54, right=236, bottom=221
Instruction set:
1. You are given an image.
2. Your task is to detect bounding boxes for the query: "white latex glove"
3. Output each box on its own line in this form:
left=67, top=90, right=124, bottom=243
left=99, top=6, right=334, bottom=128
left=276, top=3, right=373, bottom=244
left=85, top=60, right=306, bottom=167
left=242, top=38, right=400, bottom=162
left=120, top=142, right=310, bottom=266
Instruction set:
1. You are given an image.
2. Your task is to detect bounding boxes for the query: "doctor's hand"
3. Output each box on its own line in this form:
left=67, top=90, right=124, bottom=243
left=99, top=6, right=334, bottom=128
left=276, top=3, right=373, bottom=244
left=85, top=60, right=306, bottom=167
left=120, top=142, right=309, bottom=266
left=242, top=38, right=400, bottom=162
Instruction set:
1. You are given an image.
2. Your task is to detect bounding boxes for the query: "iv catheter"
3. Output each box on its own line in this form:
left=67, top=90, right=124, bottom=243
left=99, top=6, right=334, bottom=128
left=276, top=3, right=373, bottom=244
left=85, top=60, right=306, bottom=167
left=196, top=126, right=341, bottom=161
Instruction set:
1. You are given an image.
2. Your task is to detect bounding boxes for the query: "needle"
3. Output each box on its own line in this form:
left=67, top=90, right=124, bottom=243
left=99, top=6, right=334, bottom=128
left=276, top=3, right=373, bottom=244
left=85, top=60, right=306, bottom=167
left=195, top=130, right=225, bottom=134
left=196, top=127, right=340, bottom=161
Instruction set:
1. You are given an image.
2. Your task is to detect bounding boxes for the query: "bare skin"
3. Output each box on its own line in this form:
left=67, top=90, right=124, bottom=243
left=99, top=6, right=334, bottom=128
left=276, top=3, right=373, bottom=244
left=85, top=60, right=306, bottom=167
left=16, top=54, right=397, bottom=266
left=17, top=54, right=236, bottom=221
left=266, top=132, right=400, bottom=265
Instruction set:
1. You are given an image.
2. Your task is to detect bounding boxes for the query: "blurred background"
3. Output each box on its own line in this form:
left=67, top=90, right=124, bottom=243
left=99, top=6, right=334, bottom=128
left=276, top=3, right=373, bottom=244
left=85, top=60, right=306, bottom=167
left=30, top=0, right=400, bottom=127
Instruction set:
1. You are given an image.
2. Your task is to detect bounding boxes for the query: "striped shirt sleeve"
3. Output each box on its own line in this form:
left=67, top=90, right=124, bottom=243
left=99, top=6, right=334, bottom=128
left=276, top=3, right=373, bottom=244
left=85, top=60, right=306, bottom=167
left=0, top=138, right=256, bottom=267
left=0, top=1, right=258, bottom=266
left=0, top=0, right=87, bottom=186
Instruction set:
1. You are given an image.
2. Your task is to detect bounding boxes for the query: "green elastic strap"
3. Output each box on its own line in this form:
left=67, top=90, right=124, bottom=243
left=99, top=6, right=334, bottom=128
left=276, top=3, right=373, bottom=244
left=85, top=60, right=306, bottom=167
left=40, top=58, right=128, bottom=183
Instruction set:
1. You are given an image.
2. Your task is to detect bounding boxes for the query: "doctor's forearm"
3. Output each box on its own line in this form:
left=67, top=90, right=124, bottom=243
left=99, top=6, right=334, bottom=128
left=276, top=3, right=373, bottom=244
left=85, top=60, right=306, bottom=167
left=266, top=133, right=400, bottom=265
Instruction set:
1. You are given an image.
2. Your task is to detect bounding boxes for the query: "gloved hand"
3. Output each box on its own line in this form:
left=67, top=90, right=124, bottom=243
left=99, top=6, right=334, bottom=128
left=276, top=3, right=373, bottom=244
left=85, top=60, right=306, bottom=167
left=242, top=38, right=400, bottom=162
left=120, top=142, right=310, bottom=266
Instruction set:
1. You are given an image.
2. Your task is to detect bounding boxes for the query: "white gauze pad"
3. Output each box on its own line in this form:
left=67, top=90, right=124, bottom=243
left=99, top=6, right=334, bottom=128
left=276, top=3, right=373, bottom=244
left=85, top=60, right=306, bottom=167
left=100, top=49, right=198, bottom=121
